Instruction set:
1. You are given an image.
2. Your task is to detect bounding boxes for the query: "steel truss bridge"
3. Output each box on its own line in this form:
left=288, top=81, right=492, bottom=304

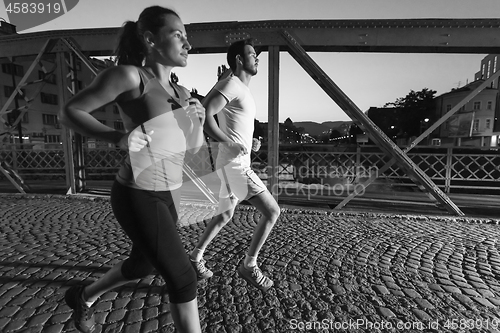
left=1, top=18, right=500, bottom=216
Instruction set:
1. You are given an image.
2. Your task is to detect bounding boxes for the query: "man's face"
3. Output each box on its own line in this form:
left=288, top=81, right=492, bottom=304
left=241, top=45, right=259, bottom=76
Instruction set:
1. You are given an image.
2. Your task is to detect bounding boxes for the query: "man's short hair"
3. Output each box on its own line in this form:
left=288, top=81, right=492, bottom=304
left=227, top=38, right=254, bottom=72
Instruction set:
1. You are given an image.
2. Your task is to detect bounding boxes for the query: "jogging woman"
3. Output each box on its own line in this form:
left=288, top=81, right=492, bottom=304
left=59, top=6, right=204, bottom=333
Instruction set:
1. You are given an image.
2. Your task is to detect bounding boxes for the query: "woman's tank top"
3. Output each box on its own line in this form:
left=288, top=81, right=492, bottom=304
left=116, top=67, right=192, bottom=191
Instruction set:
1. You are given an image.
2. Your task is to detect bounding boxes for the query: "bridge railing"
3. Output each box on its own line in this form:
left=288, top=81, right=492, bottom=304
left=1, top=144, right=499, bottom=194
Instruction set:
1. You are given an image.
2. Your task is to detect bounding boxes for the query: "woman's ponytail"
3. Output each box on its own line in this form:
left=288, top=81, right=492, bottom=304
left=114, top=21, right=147, bottom=66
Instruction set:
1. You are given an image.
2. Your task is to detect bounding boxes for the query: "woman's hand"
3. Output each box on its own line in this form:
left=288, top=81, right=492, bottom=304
left=185, top=98, right=206, bottom=126
left=118, top=128, right=154, bottom=152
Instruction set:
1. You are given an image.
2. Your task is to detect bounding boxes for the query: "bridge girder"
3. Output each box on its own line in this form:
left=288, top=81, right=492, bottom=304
left=1, top=18, right=500, bottom=58
left=1, top=18, right=496, bottom=214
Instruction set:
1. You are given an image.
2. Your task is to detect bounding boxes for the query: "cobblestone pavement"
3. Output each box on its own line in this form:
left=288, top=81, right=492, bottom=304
left=1, top=194, right=500, bottom=333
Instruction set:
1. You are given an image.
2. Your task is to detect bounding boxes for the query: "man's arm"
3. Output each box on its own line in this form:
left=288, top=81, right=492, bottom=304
left=202, top=89, right=247, bottom=155
left=202, top=89, right=230, bottom=142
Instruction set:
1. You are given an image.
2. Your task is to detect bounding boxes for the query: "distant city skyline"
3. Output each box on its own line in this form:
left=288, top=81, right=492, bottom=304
left=1, top=0, right=498, bottom=122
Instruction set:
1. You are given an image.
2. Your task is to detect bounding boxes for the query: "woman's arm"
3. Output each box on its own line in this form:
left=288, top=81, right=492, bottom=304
left=58, top=65, right=142, bottom=149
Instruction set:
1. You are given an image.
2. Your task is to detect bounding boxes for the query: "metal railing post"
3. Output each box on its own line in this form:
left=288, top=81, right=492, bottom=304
left=55, top=50, right=78, bottom=193
left=268, top=45, right=280, bottom=201
left=445, top=147, right=453, bottom=193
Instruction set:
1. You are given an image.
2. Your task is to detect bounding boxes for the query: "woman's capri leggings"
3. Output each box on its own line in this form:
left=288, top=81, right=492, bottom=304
left=110, top=181, right=197, bottom=304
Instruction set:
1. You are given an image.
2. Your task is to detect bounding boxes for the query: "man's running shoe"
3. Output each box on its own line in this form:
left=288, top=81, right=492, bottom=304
left=190, top=258, right=213, bottom=280
left=237, top=263, right=273, bottom=292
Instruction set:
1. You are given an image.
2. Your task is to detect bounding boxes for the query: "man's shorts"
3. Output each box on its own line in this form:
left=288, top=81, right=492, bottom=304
left=216, top=159, right=267, bottom=201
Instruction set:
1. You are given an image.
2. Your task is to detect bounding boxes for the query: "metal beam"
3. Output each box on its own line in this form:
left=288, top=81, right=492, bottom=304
left=267, top=45, right=280, bottom=201
left=0, top=161, right=29, bottom=193
left=1, top=18, right=500, bottom=58
left=188, top=19, right=500, bottom=54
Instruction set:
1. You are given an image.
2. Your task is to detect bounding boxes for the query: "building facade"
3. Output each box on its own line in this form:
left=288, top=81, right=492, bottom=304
left=0, top=20, right=124, bottom=148
left=435, top=80, right=498, bottom=147
left=434, top=52, right=500, bottom=148
left=475, top=54, right=500, bottom=88
left=0, top=55, right=122, bottom=149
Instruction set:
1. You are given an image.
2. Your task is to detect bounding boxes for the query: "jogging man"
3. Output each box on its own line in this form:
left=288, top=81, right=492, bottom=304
left=190, top=39, right=280, bottom=291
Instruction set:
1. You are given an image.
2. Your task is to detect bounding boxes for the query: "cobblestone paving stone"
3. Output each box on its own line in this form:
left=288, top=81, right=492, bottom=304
left=1, top=194, right=500, bottom=332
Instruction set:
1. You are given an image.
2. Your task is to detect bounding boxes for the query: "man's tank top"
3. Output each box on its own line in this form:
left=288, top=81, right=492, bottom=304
left=116, top=67, right=192, bottom=191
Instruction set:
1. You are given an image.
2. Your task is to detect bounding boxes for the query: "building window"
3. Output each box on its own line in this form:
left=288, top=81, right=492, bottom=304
left=473, top=101, right=481, bottom=110
left=114, top=121, right=124, bottom=131
left=495, top=56, right=498, bottom=74
left=486, top=118, right=492, bottom=130
left=38, top=71, right=56, bottom=84
left=7, top=111, right=28, bottom=124
left=113, top=105, right=120, bottom=114
left=482, top=64, right=486, bottom=78
left=1, top=63, right=24, bottom=76
left=473, top=119, right=480, bottom=132
left=45, top=135, right=61, bottom=143
left=487, top=60, right=492, bottom=79
left=94, top=106, right=106, bottom=112
left=4, top=85, right=25, bottom=99
left=97, top=119, right=106, bottom=125
left=42, top=113, right=58, bottom=125
left=445, top=104, right=452, bottom=112
left=40, top=92, right=58, bottom=105
left=431, top=138, right=441, bottom=146
left=487, top=101, right=493, bottom=110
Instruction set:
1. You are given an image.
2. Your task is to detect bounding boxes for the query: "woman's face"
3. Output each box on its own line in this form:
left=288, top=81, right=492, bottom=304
left=149, top=14, right=191, bottom=68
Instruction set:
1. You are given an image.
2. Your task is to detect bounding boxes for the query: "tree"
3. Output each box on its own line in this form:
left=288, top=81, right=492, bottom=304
left=384, top=88, right=436, bottom=138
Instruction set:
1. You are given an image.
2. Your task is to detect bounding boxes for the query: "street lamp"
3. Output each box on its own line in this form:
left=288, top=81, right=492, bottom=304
left=420, top=118, right=431, bottom=145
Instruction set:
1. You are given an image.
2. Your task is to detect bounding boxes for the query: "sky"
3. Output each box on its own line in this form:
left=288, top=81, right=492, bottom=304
left=1, top=0, right=499, bottom=123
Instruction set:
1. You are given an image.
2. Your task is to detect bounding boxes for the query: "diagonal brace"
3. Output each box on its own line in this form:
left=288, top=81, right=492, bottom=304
left=280, top=29, right=463, bottom=216
left=336, top=68, right=500, bottom=209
